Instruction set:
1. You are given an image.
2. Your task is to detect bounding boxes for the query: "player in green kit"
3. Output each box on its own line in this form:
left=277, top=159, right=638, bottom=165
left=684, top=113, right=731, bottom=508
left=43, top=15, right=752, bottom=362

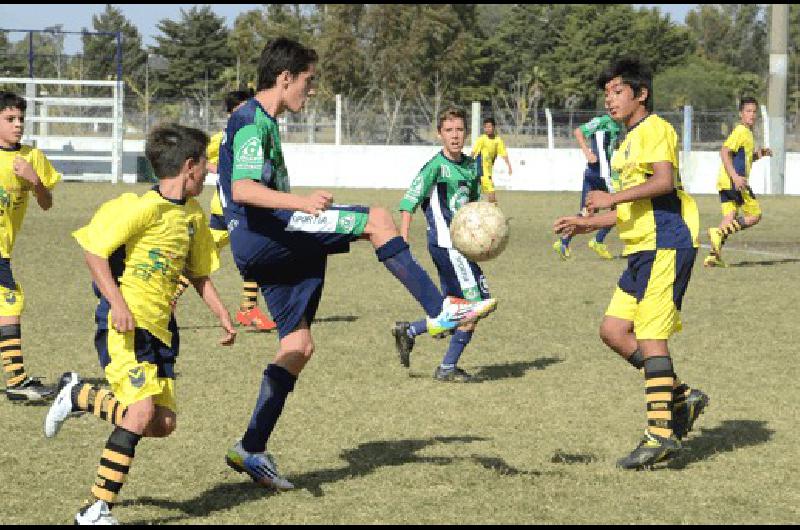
left=392, top=107, right=491, bottom=382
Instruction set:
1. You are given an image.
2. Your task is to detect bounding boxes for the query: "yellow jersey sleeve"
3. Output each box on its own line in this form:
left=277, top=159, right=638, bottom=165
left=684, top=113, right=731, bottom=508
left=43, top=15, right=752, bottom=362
left=184, top=200, right=220, bottom=278
left=637, top=120, right=678, bottom=167
left=73, top=193, right=153, bottom=258
left=206, top=131, right=223, bottom=166
left=27, top=148, right=61, bottom=190
left=722, top=125, right=746, bottom=152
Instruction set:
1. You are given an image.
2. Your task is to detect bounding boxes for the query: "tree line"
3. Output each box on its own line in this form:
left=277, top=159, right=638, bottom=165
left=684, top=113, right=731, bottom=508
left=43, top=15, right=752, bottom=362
left=1, top=4, right=799, bottom=123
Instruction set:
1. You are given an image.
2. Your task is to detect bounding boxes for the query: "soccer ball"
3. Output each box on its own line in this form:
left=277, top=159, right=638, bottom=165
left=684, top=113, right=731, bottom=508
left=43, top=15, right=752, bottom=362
left=449, top=201, right=509, bottom=262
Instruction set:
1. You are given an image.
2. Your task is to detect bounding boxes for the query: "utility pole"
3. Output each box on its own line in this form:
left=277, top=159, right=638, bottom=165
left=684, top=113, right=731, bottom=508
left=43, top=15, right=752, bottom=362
left=767, top=4, right=788, bottom=194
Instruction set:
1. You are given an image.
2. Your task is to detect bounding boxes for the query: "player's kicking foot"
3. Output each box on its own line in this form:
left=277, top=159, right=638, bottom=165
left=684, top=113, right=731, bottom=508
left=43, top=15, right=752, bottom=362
left=391, top=322, right=415, bottom=368
left=427, top=296, right=497, bottom=338
left=246, top=307, right=278, bottom=331
left=703, top=254, right=727, bottom=268
left=75, top=499, right=118, bottom=525
left=552, top=240, right=570, bottom=260
left=44, top=371, right=81, bottom=438
left=708, top=227, right=724, bottom=257
left=588, top=239, right=613, bottom=260
left=225, top=441, right=294, bottom=490
left=433, top=365, right=475, bottom=383
left=5, top=376, right=54, bottom=402
left=672, top=389, right=710, bottom=440
left=616, top=430, right=681, bottom=470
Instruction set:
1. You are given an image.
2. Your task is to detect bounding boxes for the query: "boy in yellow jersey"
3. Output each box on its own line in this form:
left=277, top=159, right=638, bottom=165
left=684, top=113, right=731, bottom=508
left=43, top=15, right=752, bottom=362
left=0, top=91, right=61, bottom=401
left=705, top=97, right=771, bottom=267
left=43, top=123, right=236, bottom=525
left=471, top=117, right=512, bottom=204
left=554, top=59, right=708, bottom=470
left=171, top=89, right=277, bottom=331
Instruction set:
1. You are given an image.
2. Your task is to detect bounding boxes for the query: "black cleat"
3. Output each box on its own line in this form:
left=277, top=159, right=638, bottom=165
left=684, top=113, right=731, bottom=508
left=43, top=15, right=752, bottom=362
left=673, top=389, right=710, bottom=440
left=391, top=322, right=415, bottom=368
left=433, top=365, right=475, bottom=383
left=5, top=376, right=55, bottom=402
left=616, top=430, right=681, bottom=470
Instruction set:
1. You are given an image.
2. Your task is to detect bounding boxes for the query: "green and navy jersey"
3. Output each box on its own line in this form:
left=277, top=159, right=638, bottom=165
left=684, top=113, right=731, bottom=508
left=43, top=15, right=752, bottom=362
left=398, top=151, right=481, bottom=249
left=217, top=98, right=290, bottom=267
left=579, top=114, right=621, bottom=190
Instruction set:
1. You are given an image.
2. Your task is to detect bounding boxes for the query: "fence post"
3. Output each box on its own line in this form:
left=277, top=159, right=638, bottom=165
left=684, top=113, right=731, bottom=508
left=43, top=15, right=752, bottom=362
left=335, top=94, right=342, bottom=145
left=761, top=104, right=770, bottom=193
left=682, top=105, right=692, bottom=157
left=545, top=108, right=554, bottom=150
left=471, top=101, right=480, bottom=148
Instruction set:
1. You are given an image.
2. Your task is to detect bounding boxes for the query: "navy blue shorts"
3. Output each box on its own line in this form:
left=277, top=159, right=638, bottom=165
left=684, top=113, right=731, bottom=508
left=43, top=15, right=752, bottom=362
left=209, top=213, right=227, bottom=231
left=235, top=205, right=371, bottom=339
left=617, top=248, right=697, bottom=310
left=428, top=244, right=490, bottom=302
left=0, top=258, right=17, bottom=290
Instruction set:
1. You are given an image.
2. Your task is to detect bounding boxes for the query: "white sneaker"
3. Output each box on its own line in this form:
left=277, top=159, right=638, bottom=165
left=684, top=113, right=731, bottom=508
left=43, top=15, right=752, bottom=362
left=225, top=441, right=295, bottom=490
left=74, top=500, right=119, bottom=525
left=427, top=296, right=498, bottom=337
left=44, top=372, right=81, bottom=438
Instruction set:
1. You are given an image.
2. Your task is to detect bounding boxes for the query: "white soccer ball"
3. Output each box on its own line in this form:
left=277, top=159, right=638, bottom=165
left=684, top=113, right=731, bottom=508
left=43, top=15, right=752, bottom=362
left=449, top=201, right=509, bottom=262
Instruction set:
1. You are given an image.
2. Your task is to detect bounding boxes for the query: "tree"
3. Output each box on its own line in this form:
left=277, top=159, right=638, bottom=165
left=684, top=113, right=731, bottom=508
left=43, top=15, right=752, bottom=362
left=685, top=5, right=767, bottom=76
left=82, top=5, right=147, bottom=99
left=152, top=6, right=234, bottom=100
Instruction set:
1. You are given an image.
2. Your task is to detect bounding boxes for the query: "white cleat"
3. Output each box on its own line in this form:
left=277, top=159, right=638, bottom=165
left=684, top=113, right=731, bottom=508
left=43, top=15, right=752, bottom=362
left=74, top=500, right=119, bottom=525
left=44, top=371, right=81, bottom=438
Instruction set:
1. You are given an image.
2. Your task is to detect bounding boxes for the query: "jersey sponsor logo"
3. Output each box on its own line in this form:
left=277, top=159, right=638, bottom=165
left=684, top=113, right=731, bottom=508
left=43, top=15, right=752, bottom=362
left=133, top=248, right=173, bottom=281
left=336, top=212, right=356, bottom=233
left=128, top=367, right=146, bottom=388
left=235, top=137, right=264, bottom=170
left=286, top=211, right=338, bottom=233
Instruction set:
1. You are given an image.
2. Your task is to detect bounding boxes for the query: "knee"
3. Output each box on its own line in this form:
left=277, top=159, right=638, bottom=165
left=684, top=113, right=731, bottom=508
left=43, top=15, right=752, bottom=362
left=302, top=341, right=315, bottom=361
left=748, top=214, right=762, bottom=226
left=369, top=207, right=396, bottom=231
left=599, top=320, right=621, bottom=348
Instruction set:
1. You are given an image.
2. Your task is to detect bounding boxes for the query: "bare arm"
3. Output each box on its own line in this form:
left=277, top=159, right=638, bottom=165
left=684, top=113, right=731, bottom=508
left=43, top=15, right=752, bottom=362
left=231, top=179, right=332, bottom=215
left=574, top=127, right=597, bottom=163
left=13, top=156, right=53, bottom=210
left=554, top=210, right=617, bottom=238
left=84, top=251, right=135, bottom=333
left=189, top=276, right=236, bottom=346
left=502, top=155, right=512, bottom=175
left=400, top=210, right=413, bottom=242
left=587, top=161, right=675, bottom=212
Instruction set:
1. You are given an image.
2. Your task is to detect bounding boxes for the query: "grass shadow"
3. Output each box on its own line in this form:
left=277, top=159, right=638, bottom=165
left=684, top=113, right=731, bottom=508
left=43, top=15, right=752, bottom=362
left=312, top=315, right=359, bottom=324
left=121, top=434, right=531, bottom=524
left=727, top=258, right=800, bottom=268
left=667, top=419, right=774, bottom=470
left=473, top=357, right=564, bottom=382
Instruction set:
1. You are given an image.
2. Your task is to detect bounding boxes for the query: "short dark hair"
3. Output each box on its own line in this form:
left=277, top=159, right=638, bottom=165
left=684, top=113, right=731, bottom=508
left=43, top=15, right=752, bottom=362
left=224, top=88, right=254, bottom=113
left=598, top=58, right=653, bottom=111
left=0, top=91, right=26, bottom=113
left=437, top=106, right=467, bottom=131
left=739, top=96, right=758, bottom=111
left=145, top=123, right=209, bottom=180
left=483, top=117, right=496, bottom=126
left=257, top=37, right=318, bottom=91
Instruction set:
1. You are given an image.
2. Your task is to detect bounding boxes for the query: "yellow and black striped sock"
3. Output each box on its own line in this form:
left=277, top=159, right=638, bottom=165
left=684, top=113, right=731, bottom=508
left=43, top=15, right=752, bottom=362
left=90, top=427, right=141, bottom=507
left=719, top=215, right=747, bottom=246
left=240, top=280, right=259, bottom=312
left=171, top=275, right=192, bottom=306
left=74, top=384, right=127, bottom=425
left=643, top=356, right=675, bottom=439
left=0, top=324, right=26, bottom=388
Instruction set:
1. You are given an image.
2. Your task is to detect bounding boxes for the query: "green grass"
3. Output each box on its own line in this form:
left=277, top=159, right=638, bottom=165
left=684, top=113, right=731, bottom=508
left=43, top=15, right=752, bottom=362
left=1, top=184, right=799, bottom=524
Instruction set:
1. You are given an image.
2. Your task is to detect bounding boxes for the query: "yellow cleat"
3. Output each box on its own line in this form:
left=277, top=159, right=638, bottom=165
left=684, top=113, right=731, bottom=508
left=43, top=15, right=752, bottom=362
left=552, top=240, right=570, bottom=260
left=588, top=239, right=613, bottom=260
left=708, top=227, right=723, bottom=257
left=703, top=254, right=727, bottom=268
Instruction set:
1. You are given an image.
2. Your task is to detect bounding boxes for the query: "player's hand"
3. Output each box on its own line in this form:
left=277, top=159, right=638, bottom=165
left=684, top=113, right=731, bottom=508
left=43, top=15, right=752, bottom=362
left=731, top=174, right=747, bottom=191
left=110, top=304, right=136, bottom=333
left=218, top=316, right=237, bottom=346
left=585, top=152, right=598, bottom=164
left=12, top=156, right=40, bottom=187
left=759, top=147, right=772, bottom=158
left=553, top=215, right=592, bottom=238
left=507, top=165, right=513, bottom=176
left=400, top=230, right=410, bottom=243
left=586, top=190, right=614, bottom=210
left=302, top=190, right=333, bottom=216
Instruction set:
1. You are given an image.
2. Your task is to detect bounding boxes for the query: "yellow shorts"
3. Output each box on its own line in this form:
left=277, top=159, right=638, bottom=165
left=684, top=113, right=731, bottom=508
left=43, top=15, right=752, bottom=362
left=719, top=186, right=761, bottom=217
left=605, top=248, right=697, bottom=340
left=211, top=227, right=229, bottom=249
left=96, top=326, right=177, bottom=412
left=0, top=259, right=24, bottom=317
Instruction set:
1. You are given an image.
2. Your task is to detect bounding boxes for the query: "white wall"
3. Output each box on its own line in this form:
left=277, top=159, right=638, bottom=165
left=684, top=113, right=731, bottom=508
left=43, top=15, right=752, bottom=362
left=35, top=136, right=800, bottom=194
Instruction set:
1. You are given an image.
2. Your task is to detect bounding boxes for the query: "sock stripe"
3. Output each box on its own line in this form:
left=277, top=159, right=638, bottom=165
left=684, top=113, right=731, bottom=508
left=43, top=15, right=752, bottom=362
left=102, top=447, right=134, bottom=464
left=77, top=385, right=92, bottom=411
left=91, top=485, right=116, bottom=504
left=98, top=466, right=126, bottom=483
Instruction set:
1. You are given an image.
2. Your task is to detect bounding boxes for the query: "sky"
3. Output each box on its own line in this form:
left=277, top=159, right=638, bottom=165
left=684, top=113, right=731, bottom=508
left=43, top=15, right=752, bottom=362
left=0, top=4, right=698, bottom=53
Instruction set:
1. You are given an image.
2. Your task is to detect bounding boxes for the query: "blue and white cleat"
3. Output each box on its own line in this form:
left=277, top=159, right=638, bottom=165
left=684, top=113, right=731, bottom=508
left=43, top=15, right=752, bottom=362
left=427, top=296, right=498, bottom=338
left=226, top=441, right=294, bottom=490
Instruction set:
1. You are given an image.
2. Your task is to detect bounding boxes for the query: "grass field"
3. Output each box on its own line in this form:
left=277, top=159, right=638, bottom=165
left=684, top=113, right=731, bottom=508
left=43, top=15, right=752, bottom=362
left=1, top=183, right=799, bottom=524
